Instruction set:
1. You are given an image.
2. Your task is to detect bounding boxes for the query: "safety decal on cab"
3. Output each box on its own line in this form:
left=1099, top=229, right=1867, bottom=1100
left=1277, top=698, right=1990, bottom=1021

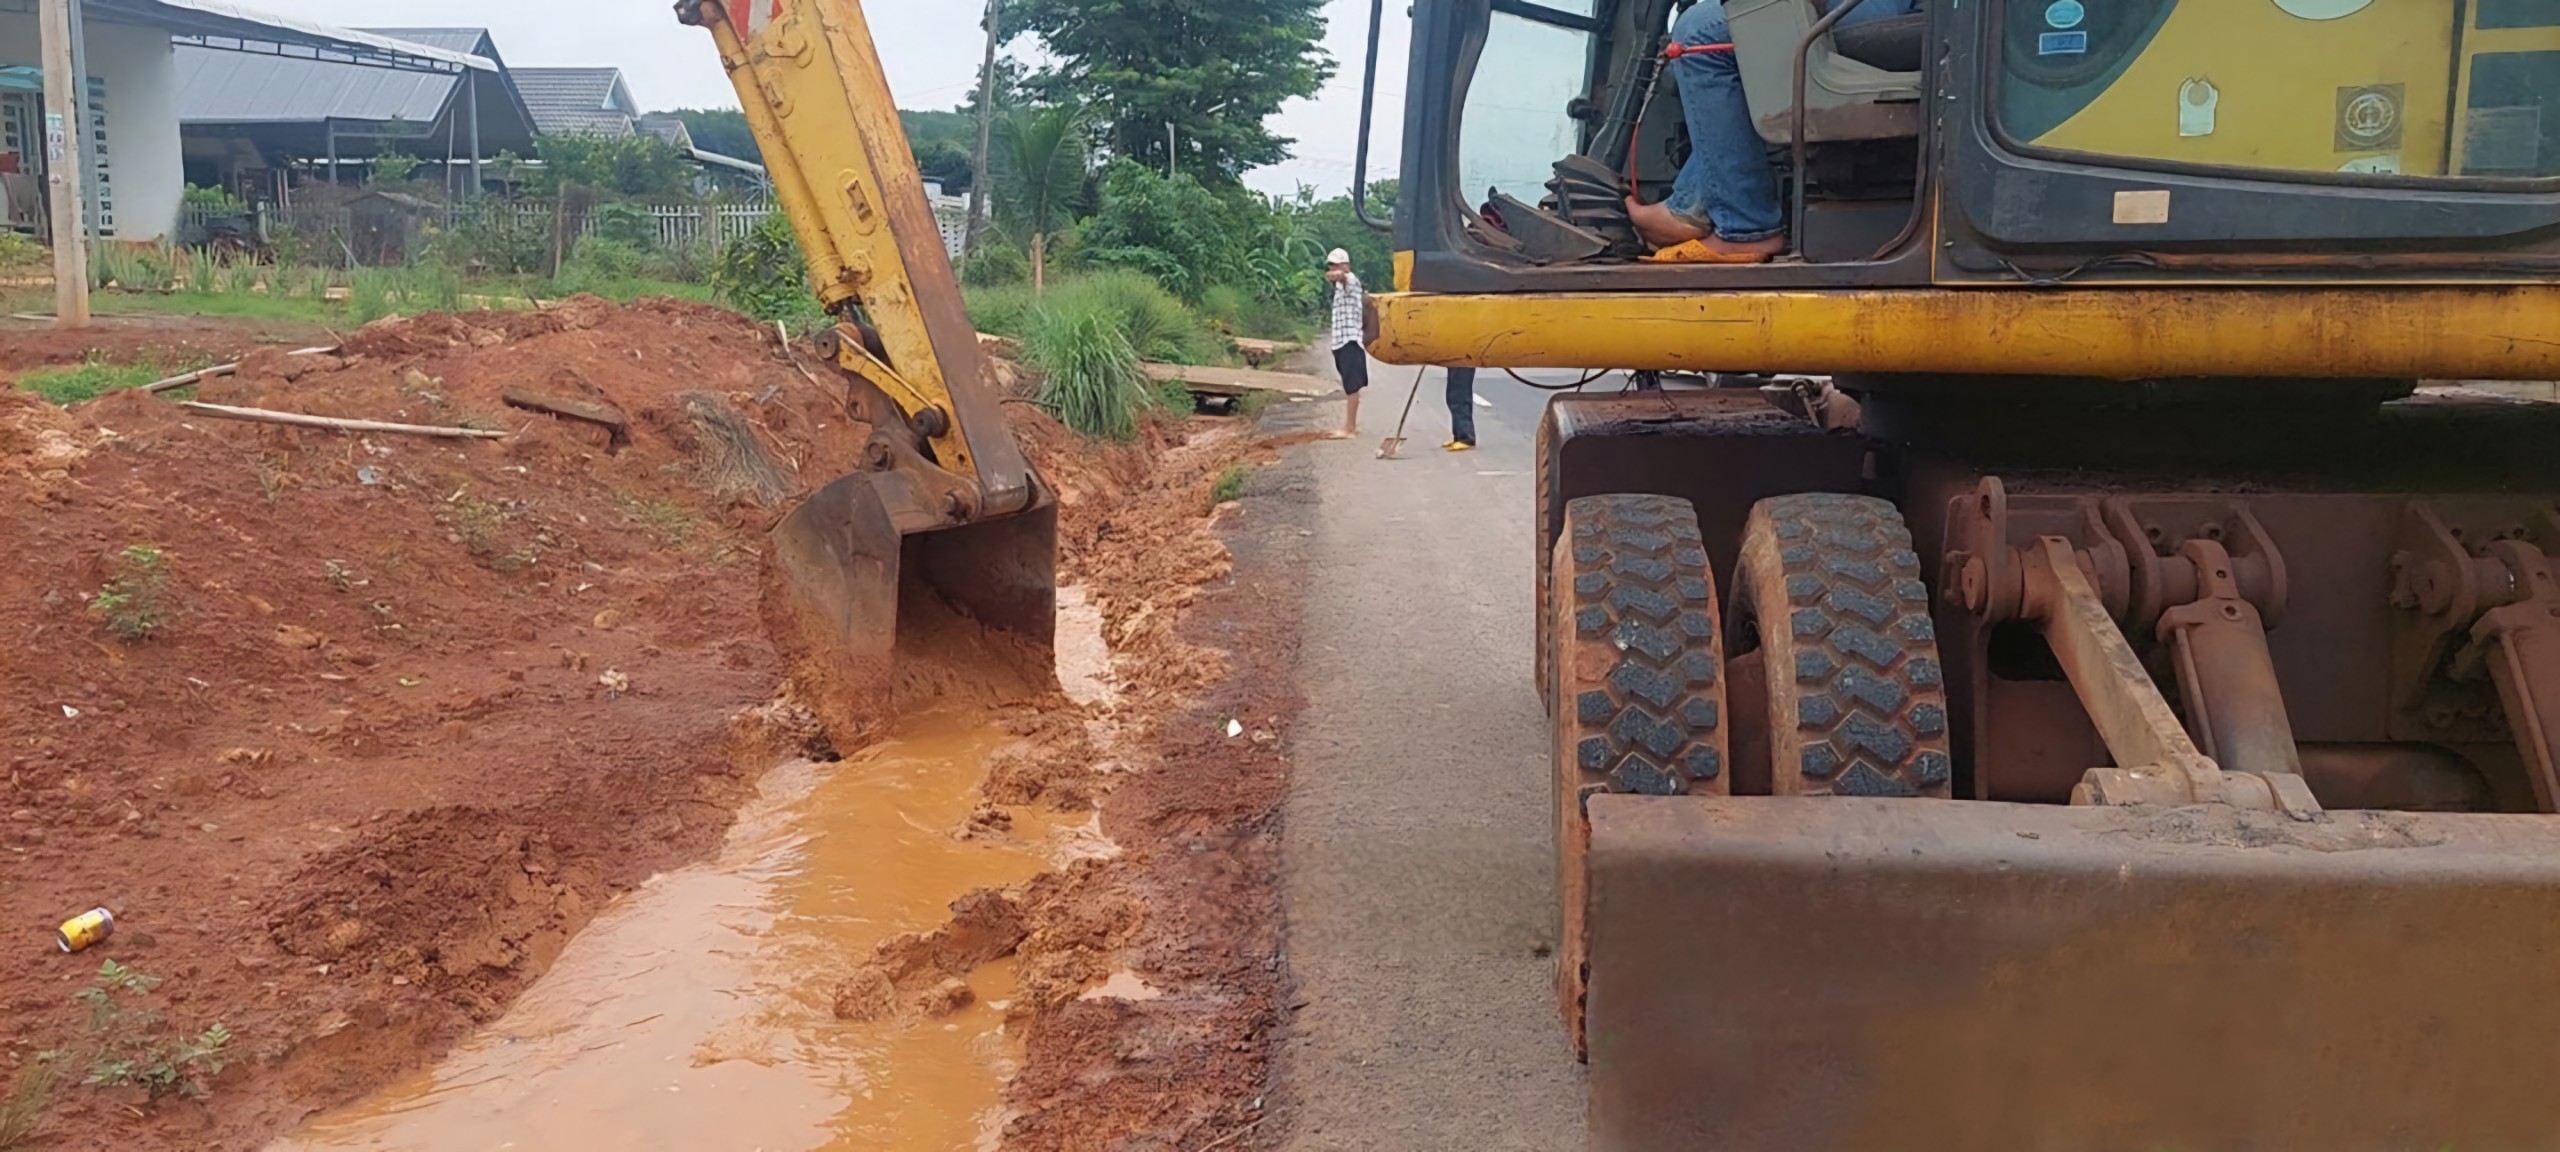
left=2045, top=0, right=2086, bottom=28
left=2038, top=31, right=2090, bottom=55
left=746, top=0, right=782, bottom=36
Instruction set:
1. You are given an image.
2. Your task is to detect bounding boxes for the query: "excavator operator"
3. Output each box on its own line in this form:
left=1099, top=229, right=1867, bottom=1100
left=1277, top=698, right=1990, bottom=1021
left=1627, top=0, right=1919, bottom=264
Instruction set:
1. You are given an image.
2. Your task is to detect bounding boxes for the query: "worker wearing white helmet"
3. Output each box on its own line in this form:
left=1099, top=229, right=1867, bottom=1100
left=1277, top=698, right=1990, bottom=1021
left=1324, top=248, right=1368, bottom=440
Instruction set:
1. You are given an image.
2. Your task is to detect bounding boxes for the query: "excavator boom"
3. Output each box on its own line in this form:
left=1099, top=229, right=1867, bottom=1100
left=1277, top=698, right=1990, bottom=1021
left=678, top=0, right=1056, bottom=745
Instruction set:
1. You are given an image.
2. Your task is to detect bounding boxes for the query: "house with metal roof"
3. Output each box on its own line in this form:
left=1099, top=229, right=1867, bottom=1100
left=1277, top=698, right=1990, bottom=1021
left=176, top=26, right=537, bottom=199
left=1, top=0, right=495, bottom=241
left=512, top=67, right=641, bottom=139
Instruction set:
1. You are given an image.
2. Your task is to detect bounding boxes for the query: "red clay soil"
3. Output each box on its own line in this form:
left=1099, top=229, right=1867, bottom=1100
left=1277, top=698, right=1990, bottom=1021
left=843, top=414, right=1303, bottom=1150
left=1, top=297, right=1311, bottom=1149
left=0, top=297, right=877, bottom=1151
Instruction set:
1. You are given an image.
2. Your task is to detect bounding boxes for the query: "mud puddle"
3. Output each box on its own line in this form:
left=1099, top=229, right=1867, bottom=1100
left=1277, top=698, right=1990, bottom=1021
left=271, top=592, right=1122, bottom=1152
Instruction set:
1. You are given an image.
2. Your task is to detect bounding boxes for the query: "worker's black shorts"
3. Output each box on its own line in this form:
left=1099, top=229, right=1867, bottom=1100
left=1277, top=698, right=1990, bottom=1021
left=1333, top=342, right=1370, bottom=395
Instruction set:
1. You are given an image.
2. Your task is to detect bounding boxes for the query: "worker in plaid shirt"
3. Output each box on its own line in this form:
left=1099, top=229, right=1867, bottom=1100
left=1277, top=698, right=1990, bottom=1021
left=1324, top=248, right=1368, bottom=440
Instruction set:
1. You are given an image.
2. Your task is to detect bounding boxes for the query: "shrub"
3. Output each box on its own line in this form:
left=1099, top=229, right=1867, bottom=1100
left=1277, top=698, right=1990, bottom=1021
left=966, top=283, right=1038, bottom=341
left=710, top=213, right=824, bottom=326
left=369, top=150, right=421, bottom=184
left=961, top=237, right=1029, bottom=288
left=590, top=201, right=660, bottom=248
left=0, top=230, right=42, bottom=271
left=1025, top=297, right=1150, bottom=441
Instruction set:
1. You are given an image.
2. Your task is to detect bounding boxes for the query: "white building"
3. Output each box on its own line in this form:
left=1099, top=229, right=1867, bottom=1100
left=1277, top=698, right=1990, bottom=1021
left=0, top=0, right=488, bottom=242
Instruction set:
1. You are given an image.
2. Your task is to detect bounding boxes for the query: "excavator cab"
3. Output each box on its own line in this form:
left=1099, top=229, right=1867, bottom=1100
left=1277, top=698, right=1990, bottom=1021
left=1360, top=2, right=2560, bottom=1149
left=1378, top=0, right=2560, bottom=279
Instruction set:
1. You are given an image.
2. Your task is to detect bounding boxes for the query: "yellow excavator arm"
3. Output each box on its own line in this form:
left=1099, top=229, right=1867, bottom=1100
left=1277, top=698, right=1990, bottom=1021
left=678, top=0, right=1057, bottom=746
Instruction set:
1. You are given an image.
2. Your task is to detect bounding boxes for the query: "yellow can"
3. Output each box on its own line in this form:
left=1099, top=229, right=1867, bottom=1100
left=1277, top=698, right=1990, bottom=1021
left=56, top=908, right=114, bottom=953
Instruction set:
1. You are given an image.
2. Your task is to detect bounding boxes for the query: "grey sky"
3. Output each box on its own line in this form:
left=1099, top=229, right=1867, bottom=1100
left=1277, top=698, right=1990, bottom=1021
left=233, top=0, right=1409, bottom=197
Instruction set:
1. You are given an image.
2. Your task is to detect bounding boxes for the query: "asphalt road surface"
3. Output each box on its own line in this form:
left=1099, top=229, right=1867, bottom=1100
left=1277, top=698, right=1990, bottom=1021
left=1267, top=360, right=1587, bottom=1149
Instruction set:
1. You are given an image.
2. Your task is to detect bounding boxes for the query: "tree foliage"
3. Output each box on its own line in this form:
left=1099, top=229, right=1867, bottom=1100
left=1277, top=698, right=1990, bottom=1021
left=533, top=133, right=693, bottom=199
left=1007, top=0, right=1333, bottom=183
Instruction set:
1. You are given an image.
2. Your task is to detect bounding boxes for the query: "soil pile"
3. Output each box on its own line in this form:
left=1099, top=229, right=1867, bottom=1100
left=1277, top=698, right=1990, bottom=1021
left=0, top=298, right=873, bottom=1151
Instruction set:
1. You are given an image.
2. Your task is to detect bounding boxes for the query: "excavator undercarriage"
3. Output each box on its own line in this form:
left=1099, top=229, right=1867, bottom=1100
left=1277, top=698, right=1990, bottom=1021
left=1529, top=378, right=2560, bottom=1148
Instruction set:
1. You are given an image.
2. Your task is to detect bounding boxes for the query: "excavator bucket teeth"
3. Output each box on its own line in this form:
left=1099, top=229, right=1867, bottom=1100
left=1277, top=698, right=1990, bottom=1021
left=1581, top=795, right=2560, bottom=1152
left=762, top=473, right=1057, bottom=748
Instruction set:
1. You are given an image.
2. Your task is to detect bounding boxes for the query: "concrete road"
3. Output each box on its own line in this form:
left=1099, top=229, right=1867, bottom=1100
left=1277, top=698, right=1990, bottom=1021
left=1267, top=362, right=1586, bottom=1149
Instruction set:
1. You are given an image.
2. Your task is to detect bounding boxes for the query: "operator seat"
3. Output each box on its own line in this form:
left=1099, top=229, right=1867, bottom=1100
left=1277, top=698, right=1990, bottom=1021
left=1724, top=0, right=1924, bottom=143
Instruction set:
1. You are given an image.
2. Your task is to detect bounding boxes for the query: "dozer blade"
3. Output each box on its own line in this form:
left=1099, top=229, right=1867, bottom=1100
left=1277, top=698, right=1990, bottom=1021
left=763, top=471, right=1058, bottom=747
left=1583, top=795, right=2560, bottom=1152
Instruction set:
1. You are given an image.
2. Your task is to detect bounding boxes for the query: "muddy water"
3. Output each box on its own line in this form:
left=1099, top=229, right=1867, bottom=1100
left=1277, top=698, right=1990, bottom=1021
left=271, top=592, right=1120, bottom=1152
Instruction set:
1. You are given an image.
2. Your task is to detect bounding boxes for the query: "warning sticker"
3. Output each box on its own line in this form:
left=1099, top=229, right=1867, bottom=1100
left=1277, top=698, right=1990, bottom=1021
left=2039, top=31, right=2090, bottom=55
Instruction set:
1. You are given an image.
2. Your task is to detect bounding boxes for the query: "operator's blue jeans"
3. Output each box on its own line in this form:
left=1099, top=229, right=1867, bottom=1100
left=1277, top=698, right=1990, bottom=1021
left=1665, top=0, right=1917, bottom=242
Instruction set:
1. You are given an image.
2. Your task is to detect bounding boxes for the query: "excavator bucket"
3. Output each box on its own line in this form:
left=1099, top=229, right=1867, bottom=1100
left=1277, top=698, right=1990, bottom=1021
left=764, top=471, right=1058, bottom=747
left=1581, top=795, right=2560, bottom=1152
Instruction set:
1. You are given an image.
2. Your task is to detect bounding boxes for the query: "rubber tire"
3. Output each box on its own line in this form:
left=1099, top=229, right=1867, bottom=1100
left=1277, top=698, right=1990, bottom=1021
left=1734, top=494, right=1954, bottom=798
left=1550, top=493, right=1729, bottom=1060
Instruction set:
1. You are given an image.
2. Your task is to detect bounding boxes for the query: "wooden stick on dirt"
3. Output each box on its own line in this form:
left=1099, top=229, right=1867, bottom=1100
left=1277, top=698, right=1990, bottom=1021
left=142, top=345, right=343, bottom=394
left=178, top=402, right=508, bottom=440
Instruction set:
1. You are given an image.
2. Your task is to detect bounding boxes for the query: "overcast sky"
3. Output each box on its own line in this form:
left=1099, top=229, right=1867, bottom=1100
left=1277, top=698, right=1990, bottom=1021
left=235, top=0, right=1410, bottom=197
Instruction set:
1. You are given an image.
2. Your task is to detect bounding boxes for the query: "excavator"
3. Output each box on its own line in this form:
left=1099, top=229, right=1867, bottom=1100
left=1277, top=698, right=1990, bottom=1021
left=1344, top=0, right=2560, bottom=1148
left=676, top=0, right=1057, bottom=749
left=691, top=0, right=2560, bottom=1145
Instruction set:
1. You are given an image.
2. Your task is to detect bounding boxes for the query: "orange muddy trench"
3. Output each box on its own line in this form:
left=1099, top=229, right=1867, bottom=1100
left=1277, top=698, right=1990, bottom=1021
left=269, top=591, right=1121, bottom=1152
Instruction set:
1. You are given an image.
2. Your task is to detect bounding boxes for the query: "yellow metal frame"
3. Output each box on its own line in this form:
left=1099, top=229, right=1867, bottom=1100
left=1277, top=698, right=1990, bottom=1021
left=1368, top=285, right=2560, bottom=380
left=696, top=0, right=989, bottom=482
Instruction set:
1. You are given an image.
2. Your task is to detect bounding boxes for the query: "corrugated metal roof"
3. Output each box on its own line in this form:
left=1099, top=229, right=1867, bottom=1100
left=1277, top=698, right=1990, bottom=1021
left=513, top=68, right=637, bottom=137
left=93, top=0, right=495, bottom=71
left=177, top=45, right=458, bottom=124
left=353, top=28, right=493, bottom=57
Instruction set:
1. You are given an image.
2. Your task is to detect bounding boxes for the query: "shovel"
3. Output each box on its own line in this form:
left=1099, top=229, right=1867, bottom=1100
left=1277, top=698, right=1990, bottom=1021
left=1377, top=367, right=1431, bottom=459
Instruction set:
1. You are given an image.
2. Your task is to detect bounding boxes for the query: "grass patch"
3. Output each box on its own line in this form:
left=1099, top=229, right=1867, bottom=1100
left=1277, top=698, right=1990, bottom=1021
left=1025, top=297, right=1152, bottom=441
left=968, top=271, right=1232, bottom=367
left=616, top=493, right=696, bottom=547
left=1211, top=463, right=1251, bottom=506
left=0, top=1055, right=56, bottom=1150
left=18, top=353, right=212, bottom=406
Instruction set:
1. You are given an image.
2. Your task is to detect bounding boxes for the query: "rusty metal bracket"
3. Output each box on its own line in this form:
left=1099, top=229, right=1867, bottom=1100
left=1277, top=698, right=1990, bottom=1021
left=2446, top=538, right=2560, bottom=811
left=2156, top=539, right=2304, bottom=780
left=2390, top=501, right=2560, bottom=749
left=2018, top=538, right=2320, bottom=816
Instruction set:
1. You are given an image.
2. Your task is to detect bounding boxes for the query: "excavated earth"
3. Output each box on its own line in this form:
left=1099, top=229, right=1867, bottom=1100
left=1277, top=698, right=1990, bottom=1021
left=0, top=299, right=1301, bottom=1150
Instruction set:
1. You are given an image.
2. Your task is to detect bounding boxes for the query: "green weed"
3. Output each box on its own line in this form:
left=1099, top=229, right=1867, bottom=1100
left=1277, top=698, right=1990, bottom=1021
left=1156, top=379, right=1198, bottom=414
left=75, top=962, right=230, bottom=1102
left=92, top=545, right=170, bottom=641
left=1211, top=463, right=1251, bottom=506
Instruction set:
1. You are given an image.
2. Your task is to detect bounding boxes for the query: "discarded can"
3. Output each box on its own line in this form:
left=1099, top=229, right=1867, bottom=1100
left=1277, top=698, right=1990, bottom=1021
left=56, top=908, right=114, bottom=953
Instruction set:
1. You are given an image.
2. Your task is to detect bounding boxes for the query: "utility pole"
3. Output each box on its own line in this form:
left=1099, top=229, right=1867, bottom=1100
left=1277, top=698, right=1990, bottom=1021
left=964, top=0, right=998, bottom=259
left=39, top=0, right=90, bottom=327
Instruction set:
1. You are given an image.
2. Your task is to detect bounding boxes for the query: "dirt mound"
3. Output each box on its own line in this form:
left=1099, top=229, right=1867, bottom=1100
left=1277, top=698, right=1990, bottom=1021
left=0, top=297, right=873, bottom=1151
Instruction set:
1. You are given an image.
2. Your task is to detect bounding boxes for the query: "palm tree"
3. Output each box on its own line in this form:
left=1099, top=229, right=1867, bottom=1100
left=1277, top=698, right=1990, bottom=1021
left=991, top=102, right=1088, bottom=293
